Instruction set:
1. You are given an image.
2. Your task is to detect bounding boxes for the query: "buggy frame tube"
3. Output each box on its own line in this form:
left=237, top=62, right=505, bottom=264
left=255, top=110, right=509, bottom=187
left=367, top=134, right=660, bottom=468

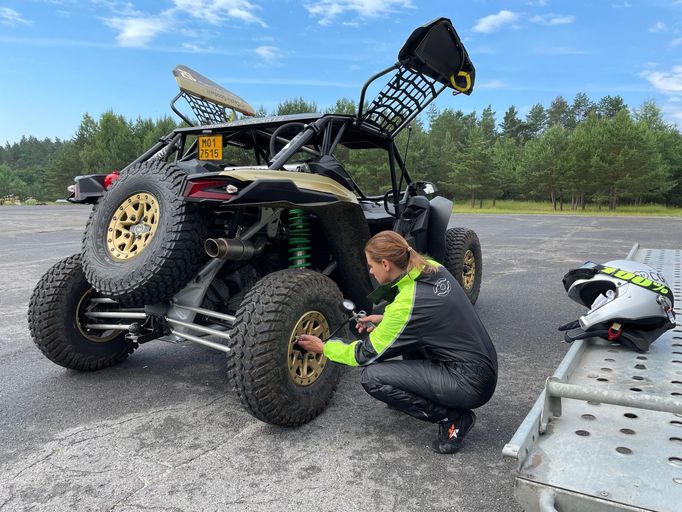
left=388, top=142, right=400, bottom=215
left=119, top=134, right=176, bottom=173
left=329, top=120, right=348, bottom=155
left=268, top=117, right=330, bottom=170
left=393, top=147, right=413, bottom=188
left=170, top=92, right=196, bottom=127
left=356, top=63, right=400, bottom=126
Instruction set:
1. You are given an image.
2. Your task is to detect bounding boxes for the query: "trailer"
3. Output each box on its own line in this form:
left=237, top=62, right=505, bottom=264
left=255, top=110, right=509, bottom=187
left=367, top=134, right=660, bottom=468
left=504, top=244, right=682, bottom=512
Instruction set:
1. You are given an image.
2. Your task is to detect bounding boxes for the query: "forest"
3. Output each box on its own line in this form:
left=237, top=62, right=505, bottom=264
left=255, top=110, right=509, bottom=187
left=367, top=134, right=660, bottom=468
left=1, top=93, right=681, bottom=210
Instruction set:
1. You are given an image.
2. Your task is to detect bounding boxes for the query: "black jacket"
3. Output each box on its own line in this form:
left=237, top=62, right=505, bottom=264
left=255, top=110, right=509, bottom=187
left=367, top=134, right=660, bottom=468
left=324, top=261, right=498, bottom=376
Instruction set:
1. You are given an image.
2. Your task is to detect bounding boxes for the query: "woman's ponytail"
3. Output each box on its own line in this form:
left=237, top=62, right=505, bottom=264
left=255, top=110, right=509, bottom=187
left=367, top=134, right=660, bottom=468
left=365, top=231, right=437, bottom=274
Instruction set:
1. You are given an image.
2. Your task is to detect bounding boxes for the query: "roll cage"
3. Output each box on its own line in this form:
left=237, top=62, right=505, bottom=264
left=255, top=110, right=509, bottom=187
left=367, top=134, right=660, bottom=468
left=115, top=17, right=475, bottom=212
left=130, top=114, right=410, bottom=205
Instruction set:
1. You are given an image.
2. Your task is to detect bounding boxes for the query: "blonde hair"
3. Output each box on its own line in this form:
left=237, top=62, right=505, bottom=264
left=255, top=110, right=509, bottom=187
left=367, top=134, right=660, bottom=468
left=364, top=231, right=437, bottom=274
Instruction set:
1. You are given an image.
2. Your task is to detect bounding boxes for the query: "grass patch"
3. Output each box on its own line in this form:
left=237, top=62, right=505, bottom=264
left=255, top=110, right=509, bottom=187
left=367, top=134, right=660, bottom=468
left=452, top=200, right=682, bottom=217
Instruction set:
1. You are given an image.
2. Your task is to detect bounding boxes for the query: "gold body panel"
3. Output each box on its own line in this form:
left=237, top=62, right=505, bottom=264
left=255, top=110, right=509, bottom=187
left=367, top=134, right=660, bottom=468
left=221, top=169, right=358, bottom=204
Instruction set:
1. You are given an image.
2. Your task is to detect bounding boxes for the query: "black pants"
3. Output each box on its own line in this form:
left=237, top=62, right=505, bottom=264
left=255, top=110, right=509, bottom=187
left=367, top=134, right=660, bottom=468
left=360, top=358, right=497, bottom=423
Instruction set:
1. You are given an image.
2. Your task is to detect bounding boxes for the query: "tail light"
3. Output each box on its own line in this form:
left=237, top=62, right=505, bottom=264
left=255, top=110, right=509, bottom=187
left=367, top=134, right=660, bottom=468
left=184, top=179, right=237, bottom=200
left=104, top=171, right=120, bottom=189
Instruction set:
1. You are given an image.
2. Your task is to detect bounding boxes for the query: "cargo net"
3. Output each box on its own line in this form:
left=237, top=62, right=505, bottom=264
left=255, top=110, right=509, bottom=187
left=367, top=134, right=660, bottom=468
left=182, top=91, right=232, bottom=126
left=362, top=66, right=442, bottom=135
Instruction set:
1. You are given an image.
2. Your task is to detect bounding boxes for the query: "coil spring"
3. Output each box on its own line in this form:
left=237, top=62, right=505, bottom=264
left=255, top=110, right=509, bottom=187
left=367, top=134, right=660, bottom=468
left=288, top=209, right=311, bottom=268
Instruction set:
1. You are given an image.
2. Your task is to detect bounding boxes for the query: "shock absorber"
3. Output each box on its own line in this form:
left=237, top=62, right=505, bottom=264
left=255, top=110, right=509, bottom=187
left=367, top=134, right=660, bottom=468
left=288, top=209, right=311, bottom=268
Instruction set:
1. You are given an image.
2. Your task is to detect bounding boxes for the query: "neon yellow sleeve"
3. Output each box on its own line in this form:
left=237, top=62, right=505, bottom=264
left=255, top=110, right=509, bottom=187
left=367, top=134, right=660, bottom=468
left=323, top=339, right=360, bottom=366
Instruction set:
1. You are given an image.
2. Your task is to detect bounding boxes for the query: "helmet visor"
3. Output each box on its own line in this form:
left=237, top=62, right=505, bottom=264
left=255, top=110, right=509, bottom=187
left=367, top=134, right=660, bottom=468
left=562, top=261, right=599, bottom=292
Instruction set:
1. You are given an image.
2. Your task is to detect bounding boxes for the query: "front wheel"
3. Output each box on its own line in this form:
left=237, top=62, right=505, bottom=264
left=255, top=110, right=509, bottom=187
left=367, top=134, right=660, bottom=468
left=227, top=269, right=347, bottom=426
left=28, top=254, right=138, bottom=371
left=443, top=227, right=482, bottom=305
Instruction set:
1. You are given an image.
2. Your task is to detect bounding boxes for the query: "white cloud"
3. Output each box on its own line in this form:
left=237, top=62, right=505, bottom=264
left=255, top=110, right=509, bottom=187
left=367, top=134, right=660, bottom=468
left=649, top=21, right=666, bottom=32
left=104, top=17, right=170, bottom=47
left=478, top=80, right=506, bottom=89
left=102, top=0, right=267, bottom=47
left=530, top=14, right=576, bottom=26
left=253, top=45, right=282, bottom=64
left=644, top=65, right=682, bottom=94
left=91, top=0, right=141, bottom=16
left=661, top=102, right=682, bottom=128
left=473, top=10, right=519, bottom=33
left=181, top=42, right=215, bottom=52
left=671, top=37, right=682, bottom=46
left=525, top=0, right=547, bottom=5
left=173, top=0, right=266, bottom=27
left=611, top=2, right=631, bottom=8
left=305, top=0, right=413, bottom=26
left=0, top=7, right=32, bottom=25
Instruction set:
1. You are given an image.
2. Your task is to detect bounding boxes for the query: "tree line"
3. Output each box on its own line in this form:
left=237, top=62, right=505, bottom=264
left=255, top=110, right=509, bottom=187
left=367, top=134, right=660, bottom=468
left=1, top=93, right=681, bottom=209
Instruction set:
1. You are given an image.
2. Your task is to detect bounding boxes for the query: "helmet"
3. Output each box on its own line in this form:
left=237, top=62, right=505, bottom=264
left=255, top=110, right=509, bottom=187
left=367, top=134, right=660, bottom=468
left=559, top=259, right=676, bottom=352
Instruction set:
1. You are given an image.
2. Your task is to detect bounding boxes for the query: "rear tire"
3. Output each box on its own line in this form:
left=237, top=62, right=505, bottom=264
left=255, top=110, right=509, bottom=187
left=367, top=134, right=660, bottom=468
left=82, top=161, right=207, bottom=305
left=28, top=254, right=137, bottom=371
left=228, top=269, right=347, bottom=426
left=444, top=227, right=482, bottom=305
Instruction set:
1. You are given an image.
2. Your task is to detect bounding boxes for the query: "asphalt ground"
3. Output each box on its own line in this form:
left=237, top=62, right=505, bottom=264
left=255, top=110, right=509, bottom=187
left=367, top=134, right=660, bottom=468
left=1, top=205, right=681, bottom=512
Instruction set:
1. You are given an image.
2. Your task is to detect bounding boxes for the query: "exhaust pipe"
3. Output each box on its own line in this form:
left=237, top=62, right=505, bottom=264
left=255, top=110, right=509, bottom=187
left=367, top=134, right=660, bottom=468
left=205, top=237, right=263, bottom=260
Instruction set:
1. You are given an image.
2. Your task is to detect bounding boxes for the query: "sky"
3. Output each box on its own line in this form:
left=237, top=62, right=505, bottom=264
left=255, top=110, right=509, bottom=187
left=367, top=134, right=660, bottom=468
left=1, top=0, right=682, bottom=145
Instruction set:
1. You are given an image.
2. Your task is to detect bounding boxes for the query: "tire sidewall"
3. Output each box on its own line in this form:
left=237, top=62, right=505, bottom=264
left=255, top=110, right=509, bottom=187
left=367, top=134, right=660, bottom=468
left=84, top=167, right=178, bottom=282
left=275, top=287, right=344, bottom=405
left=60, top=265, right=130, bottom=356
left=229, top=269, right=347, bottom=425
left=445, top=228, right=482, bottom=304
left=28, top=255, right=132, bottom=368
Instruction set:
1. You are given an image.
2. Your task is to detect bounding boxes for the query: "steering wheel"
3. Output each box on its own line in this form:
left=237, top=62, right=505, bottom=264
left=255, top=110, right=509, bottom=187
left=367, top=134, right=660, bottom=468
left=383, top=190, right=398, bottom=217
left=269, top=122, right=306, bottom=160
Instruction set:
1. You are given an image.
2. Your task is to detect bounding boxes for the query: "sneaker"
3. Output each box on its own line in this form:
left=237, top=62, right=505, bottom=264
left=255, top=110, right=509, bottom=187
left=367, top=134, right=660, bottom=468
left=430, top=410, right=477, bottom=454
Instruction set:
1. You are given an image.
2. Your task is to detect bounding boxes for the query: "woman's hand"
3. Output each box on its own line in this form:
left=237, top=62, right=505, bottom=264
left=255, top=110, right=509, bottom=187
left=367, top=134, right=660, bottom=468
left=356, top=314, right=383, bottom=334
left=295, top=334, right=324, bottom=354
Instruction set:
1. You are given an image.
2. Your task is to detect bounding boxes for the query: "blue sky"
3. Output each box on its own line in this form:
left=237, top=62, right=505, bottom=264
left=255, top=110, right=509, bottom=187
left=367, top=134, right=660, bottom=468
left=1, top=0, right=682, bottom=145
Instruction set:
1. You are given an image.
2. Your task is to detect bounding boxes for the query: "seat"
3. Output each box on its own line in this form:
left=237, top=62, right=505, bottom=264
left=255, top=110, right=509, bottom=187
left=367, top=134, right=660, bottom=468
left=306, top=155, right=356, bottom=191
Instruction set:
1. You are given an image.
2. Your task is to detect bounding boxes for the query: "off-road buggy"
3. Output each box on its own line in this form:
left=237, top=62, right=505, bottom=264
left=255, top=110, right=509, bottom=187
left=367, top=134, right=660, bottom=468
left=28, top=18, right=482, bottom=426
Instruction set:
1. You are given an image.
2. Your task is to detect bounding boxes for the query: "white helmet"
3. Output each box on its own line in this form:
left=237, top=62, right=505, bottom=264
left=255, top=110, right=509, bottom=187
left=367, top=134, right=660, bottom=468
left=559, top=260, right=676, bottom=352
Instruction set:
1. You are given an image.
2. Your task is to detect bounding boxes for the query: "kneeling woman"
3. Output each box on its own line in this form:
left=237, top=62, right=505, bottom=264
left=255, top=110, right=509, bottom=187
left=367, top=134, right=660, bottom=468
left=297, top=231, right=498, bottom=454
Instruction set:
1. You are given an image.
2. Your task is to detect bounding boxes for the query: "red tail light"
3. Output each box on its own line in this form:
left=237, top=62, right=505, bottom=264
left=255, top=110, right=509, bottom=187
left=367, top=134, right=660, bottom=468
left=184, top=179, right=236, bottom=200
left=104, top=171, right=120, bottom=189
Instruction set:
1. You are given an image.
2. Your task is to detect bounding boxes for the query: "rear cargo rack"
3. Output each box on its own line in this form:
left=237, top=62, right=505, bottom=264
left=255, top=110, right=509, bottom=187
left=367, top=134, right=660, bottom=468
left=504, top=244, right=682, bottom=512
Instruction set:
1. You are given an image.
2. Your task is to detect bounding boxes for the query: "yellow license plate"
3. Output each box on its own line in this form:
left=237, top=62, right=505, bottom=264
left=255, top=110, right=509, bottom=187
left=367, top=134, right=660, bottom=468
left=198, top=135, right=223, bottom=161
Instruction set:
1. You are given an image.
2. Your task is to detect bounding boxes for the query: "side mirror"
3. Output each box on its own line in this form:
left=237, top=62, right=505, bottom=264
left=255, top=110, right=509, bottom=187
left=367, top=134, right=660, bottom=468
left=422, top=182, right=437, bottom=195
left=412, top=181, right=438, bottom=196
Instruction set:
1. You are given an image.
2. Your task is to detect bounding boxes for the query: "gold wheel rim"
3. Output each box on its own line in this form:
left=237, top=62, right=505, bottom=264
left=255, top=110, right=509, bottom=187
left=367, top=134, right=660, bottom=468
left=75, top=288, right=122, bottom=343
left=288, top=311, right=330, bottom=387
left=462, top=249, right=476, bottom=291
left=106, top=192, right=160, bottom=261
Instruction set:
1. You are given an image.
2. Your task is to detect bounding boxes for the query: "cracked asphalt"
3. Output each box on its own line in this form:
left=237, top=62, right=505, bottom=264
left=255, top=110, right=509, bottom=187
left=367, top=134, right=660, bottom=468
left=1, top=205, right=681, bottom=512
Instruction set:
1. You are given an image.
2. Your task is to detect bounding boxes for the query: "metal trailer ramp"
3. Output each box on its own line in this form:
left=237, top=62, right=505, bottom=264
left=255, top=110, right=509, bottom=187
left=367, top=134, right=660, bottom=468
left=503, top=245, right=682, bottom=512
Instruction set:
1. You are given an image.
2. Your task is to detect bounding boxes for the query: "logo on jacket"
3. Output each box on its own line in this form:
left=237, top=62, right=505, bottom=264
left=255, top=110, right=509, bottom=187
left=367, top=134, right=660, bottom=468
left=434, top=278, right=451, bottom=296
